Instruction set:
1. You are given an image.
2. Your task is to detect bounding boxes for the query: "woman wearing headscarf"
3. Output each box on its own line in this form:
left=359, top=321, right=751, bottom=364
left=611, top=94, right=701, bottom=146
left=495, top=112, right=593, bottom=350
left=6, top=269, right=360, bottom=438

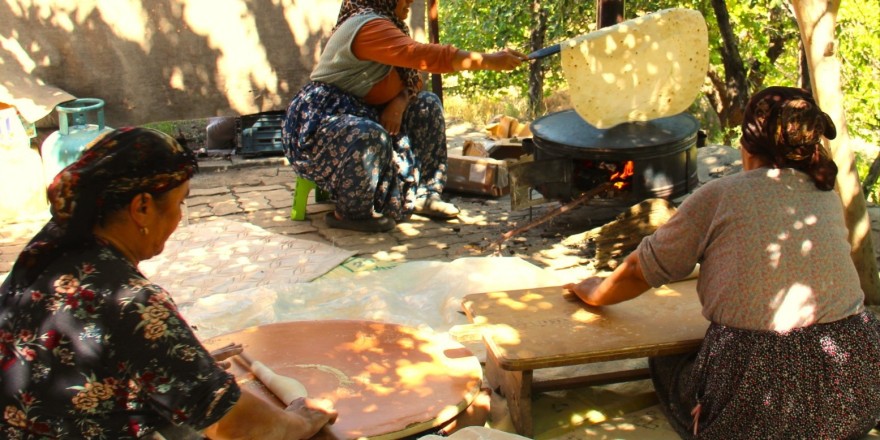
left=282, top=0, right=526, bottom=232
left=0, top=128, right=336, bottom=439
left=565, top=87, right=880, bottom=438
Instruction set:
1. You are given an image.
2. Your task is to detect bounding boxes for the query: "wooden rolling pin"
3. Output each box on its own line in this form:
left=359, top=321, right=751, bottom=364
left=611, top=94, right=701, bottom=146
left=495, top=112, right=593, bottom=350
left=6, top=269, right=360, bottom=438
left=236, top=352, right=308, bottom=405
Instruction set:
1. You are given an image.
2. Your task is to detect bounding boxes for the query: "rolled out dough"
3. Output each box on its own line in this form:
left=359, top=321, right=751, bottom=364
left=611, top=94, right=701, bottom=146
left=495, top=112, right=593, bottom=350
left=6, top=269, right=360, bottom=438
left=560, top=8, right=709, bottom=128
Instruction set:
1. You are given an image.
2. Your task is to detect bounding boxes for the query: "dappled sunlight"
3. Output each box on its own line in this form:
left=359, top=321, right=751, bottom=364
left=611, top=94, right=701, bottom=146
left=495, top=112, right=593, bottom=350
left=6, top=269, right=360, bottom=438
left=1, top=33, right=37, bottom=72
left=205, top=321, right=482, bottom=438
left=278, top=0, right=336, bottom=52
left=340, top=331, right=383, bottom=354
left=771, top=283, right=817, bottom=331
left=98, top=1, right=150, bottom=50
left=140, top=219, right=355, bottom=307
left=4, top=0, right=351, bottom=124
left=571, top=308, right=602, bottom=323
left=396, top=221, right=427, bottom=237
left=455, top=210, right=491, bottom=225
left=650, top=285, right=683, bottom=297
left=11, top=0, right=77, bottom=32
left=484, top=289, right=554, bottom=313
left=183, top=0, right=281, bottom=113
left=366, top=249, right=408, bottom=262
left=573, top=409, right=608, bottom=425
left=820, top=335, right=850, bottom=364
left=484, top=324, right=521, bottom=345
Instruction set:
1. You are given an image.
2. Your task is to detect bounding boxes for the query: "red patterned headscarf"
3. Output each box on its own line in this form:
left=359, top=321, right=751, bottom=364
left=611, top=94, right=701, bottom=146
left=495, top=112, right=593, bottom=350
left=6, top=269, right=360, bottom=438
left=332, top=0, right=421, bottom=100
left=740, top=86, right=838, bottom=191
left=4, top=127, right=197, bottom=289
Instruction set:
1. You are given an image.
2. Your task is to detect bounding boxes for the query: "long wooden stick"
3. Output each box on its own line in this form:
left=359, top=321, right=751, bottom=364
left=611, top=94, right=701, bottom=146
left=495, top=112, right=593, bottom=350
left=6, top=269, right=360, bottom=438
left=490, top=182, right=615, bottom=253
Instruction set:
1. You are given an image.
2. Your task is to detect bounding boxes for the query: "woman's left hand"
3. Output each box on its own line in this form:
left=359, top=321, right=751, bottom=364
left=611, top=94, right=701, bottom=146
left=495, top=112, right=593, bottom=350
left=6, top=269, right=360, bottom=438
left=210, top=342, right=244, bottom=370
left=380, top=93, right=409, bottom=136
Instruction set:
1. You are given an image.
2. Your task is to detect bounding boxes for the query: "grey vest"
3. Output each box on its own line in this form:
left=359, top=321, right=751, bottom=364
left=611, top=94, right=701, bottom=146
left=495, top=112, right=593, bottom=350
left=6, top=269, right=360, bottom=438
left=310, top=13, right=393, bottom=98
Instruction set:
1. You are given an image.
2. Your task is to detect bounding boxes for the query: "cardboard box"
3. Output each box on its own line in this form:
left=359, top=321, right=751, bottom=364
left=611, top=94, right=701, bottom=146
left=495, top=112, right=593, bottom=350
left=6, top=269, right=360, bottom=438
left=446, top=140, right=527, bottom=197
left=446, top=154, right=509, bottom=197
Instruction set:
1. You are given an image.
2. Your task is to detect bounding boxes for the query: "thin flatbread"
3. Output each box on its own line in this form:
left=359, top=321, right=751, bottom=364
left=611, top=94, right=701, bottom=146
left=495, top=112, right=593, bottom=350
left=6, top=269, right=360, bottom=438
left=560, top=8, right=709, bottom=128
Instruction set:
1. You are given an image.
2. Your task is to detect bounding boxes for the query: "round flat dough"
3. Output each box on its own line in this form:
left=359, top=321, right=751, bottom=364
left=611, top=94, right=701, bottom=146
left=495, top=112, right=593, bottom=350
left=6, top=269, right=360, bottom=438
left=561, top=8, right=709, bottom=128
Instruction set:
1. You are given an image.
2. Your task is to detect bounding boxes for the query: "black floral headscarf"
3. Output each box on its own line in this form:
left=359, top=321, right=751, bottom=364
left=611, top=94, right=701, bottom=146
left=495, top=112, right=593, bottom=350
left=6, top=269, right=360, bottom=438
left=740, top=86, right=838, bottom=191
left=3, top=127, right=197, bottom=290
left=332, top=0, right=421, bottom=100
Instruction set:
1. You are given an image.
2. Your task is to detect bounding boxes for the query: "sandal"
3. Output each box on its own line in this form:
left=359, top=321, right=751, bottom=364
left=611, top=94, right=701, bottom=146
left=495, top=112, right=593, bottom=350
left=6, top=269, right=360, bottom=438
left=325, top=212, right=396, bottom=233
left=414, top=198, right=460, bottom=219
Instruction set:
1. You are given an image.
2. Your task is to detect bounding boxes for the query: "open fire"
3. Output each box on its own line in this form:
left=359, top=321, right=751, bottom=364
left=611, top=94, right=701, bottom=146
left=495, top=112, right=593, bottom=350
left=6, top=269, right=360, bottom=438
left=509, top=110, right=699, bottom=214
left=570, top=160, right=637, bottom=196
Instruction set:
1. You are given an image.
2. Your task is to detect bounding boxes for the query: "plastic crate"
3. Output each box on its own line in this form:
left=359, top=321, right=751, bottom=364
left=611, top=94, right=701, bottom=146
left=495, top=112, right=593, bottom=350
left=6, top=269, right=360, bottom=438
left=238, top=110, right=285, bottom=156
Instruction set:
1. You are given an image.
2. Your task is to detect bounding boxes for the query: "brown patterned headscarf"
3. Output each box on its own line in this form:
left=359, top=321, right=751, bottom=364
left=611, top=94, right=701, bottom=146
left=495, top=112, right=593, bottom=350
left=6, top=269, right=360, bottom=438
left=740, top=86, right=838, bottom=191
left=332, top=0, right=421, bottom=100
left=3, top=127, right=197, bottom=290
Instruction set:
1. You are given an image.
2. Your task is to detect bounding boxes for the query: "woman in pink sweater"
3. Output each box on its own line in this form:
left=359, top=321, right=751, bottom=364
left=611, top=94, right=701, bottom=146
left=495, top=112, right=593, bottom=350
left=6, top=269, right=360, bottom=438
left=566, top=87, right=880, bottom=439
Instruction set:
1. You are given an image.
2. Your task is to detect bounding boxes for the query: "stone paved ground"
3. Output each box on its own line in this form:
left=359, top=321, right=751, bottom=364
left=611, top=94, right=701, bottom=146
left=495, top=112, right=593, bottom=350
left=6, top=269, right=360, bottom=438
left=5, top=139, right=880, bottom=283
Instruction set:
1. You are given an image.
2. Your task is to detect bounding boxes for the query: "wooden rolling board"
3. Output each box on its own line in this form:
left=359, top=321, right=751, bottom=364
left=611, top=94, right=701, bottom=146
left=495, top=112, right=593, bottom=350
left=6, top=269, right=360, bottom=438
left=461, top=279, right=708, bottom=371
left=203, top=320, right=483, bottom=440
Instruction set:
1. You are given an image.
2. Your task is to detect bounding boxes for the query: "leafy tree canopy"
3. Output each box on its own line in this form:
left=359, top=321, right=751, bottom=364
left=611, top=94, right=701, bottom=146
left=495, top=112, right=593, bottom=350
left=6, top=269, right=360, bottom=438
left=438, top=0, right=878, bottom=146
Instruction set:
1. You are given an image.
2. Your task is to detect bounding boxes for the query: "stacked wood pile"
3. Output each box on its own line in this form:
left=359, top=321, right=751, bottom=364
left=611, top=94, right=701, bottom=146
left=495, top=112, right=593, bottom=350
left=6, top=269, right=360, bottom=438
left=561, top=198, right=678, bottom=269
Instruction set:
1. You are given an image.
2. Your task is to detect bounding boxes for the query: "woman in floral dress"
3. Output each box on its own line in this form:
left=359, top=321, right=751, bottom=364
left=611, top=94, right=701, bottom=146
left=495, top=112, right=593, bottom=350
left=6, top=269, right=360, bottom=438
left=0, top=128, right=335, bottom=439
left=282, top=0, right=526, bottom=232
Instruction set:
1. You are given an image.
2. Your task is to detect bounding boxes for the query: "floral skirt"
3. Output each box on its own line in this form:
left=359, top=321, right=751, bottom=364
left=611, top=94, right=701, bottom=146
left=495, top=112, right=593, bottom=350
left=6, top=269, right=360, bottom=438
left=281, top=81, right=447, bottom=220
left=650, top=311, right=880, bottom=439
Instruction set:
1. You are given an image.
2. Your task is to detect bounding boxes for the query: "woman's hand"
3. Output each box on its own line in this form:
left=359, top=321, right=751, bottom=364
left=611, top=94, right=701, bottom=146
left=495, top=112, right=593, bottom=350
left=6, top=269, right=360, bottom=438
left=483, top=48, right=528, bottom=71
left=210, top=343, right=243, bottom=370
left=564, top=277, right=605, bottom=306
left=286, top=397, right=338, bottom=438
left=564, top=252, right=652, bottom=307
left=380, top=93, right=409, bottom=136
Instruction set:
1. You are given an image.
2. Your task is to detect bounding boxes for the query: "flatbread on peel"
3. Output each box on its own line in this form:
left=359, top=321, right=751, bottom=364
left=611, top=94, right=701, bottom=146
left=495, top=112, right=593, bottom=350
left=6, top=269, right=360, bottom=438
left=560, top=8, right=709, bottom=128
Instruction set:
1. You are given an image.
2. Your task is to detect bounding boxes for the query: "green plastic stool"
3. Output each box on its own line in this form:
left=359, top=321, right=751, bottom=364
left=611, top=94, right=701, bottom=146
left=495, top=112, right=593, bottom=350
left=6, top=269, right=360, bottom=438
left=290, top=176, right=330, bottom=221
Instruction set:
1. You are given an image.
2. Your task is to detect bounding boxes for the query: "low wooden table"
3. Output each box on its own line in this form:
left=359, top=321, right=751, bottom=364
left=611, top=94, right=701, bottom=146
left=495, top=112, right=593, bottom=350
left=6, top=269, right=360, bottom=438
left=461, top=279, right=707, bottom=436
left=203, top=320, right=483, bottom=439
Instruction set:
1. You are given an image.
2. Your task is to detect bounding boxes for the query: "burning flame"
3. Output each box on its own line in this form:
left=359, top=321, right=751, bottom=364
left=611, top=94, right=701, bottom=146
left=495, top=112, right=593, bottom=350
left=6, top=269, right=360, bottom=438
left=609, top=161, right=635, bottom=189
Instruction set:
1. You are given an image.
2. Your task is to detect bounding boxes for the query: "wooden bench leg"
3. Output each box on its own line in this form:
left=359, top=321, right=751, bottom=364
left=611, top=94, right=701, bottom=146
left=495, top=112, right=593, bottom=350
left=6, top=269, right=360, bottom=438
left=485, top=349, right=533, bottom=437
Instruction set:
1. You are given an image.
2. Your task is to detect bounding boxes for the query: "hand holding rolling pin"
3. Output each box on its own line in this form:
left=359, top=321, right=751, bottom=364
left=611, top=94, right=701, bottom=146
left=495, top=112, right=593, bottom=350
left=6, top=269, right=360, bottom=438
left=237, top=352, right=338, bottom=433
left=209, top=342, right=243, bottom=370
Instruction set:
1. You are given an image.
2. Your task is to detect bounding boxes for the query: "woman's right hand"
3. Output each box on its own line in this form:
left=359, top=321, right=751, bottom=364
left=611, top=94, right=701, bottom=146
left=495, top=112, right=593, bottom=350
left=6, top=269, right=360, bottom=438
left=286, top=397, right=338, bottom=438
left=483, top=48, right=528, bottom=71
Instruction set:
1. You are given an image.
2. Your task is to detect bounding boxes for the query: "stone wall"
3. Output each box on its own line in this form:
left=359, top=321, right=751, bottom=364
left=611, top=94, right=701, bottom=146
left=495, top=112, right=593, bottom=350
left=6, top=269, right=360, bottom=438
left=1, top=0, right=426, bottom=126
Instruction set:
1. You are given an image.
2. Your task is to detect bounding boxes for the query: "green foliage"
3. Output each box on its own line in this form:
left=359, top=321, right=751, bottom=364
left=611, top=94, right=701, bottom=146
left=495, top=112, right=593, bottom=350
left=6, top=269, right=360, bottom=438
left=438, top=0, right=594, bottom=99
left=438, top=0, right=879, bottom=155
left=839, top=2, right=880, bottom=147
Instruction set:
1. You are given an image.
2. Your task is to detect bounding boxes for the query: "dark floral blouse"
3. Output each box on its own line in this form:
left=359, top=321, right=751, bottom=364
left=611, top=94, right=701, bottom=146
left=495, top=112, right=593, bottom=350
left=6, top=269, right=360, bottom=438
left=0, top=239, right=240, bottom=439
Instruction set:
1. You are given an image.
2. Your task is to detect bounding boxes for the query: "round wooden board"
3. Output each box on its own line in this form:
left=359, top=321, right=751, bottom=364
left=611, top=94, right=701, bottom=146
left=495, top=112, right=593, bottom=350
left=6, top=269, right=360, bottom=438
left=203, top=320, right=483, bottom=439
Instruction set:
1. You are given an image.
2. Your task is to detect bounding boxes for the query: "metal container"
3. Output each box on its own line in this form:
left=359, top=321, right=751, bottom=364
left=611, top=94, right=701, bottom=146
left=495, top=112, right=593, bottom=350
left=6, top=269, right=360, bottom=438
left=40, top=98, right=113, bottom=186
left=508, top=110, right=699, bottom=211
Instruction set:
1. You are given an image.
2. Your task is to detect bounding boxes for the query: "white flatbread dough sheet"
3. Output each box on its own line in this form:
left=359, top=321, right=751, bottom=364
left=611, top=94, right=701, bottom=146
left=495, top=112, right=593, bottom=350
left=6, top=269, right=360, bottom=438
left=560, top=8, right=709, bottom=128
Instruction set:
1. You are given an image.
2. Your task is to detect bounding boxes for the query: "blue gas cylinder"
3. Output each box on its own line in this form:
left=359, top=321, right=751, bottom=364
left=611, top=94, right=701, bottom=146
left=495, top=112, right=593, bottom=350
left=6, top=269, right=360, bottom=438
left=40, top=98, right=113, bottom=186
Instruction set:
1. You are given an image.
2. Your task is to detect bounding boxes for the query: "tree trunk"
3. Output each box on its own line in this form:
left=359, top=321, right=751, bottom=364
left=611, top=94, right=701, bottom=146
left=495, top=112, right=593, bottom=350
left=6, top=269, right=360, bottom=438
left=791, top=0, right=880, bottom=304
left=527, top=0, right=548, bottom=119
left=710, top=0, right=750, bottom=133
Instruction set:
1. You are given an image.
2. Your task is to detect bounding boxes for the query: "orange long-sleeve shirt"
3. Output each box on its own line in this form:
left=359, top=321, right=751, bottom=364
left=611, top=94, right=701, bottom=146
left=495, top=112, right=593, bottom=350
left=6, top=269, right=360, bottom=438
left=352, top=19, right=458, bottom=105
